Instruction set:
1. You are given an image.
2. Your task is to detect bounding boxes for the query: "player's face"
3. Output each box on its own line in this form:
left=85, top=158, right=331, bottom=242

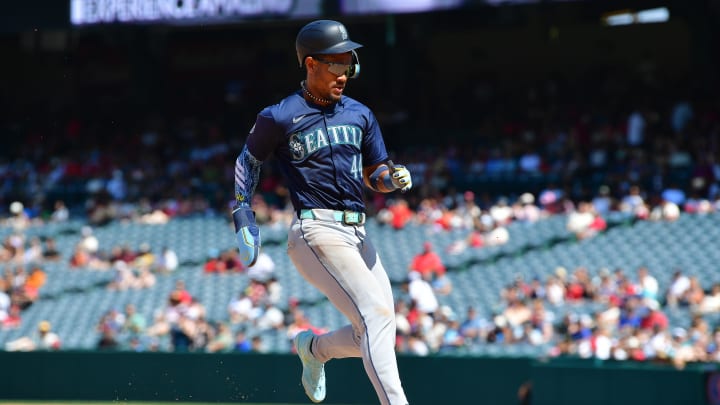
left=308, top=52, right=353, bottom=102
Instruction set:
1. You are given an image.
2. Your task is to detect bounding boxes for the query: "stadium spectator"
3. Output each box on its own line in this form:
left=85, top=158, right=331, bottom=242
left=97, top=327, right=120, bottom=350
left=265, top=276, right=283, bottom=306
left=172, top=280, right=193, bottom=305
left=206, top=322, right=234, bottom=353
left=456, top=190, right=482, bottom=229
left=619, top=185, right=650, bottom=219
left=220, top=249, right=243, bottom=273
left=170, top=312, right=197, bottom=352
left=1, top=304, right=22, bottom=329
left=408, top=241, right=446, bottom=279
left=203, top=249, right=227, bottom=274
left=233, top=329, right=252, bottom=353
left=42, top=237, right=62, bottom=261
left=545, top=275, right=566, bottom=306
left=50, top=200, right=70, bottom=222
left=286, top=308, right=326, bottom=341
left=405, top=271, right=439, bottom=316
left=21, top=265, right=46, bottom=302
left=255, top=301, right=285, bottom=331
left=640, top=301, right=669, bottom=332
left=431, top=270, right=453, bottom=296
left=389, top=198, right=415, bottom=230
left=439, top=318, right=464, bottom=351
left=698, top=283, right=720, bottom=314
left=405, top=330, right=430, bottom=356
left=502, top=296, right=532, bottom=341
left=566, top=201, right=606, bottom=240
left=490, top=197, right=514, bottom=226
left=133, top=243, right=155, bottom=269
left=484, top=220, right=510, bottom=247
left=22, top=237, right=43, bottom=265
left=250, top=335, right=265, bottom=353
left=106, top=261, right=137, bottom=291
left=68, top=243, right=91, bottom=268
left=650, top=198, right=681, bottom=222
left=228, top=291, right=256, bottom=324
left=79, top=226, right=99, bottom=255
left=682, top=276, right=706, bottom=308
left=666, top=270, right=691, bottom=307
left=246, top=251, right=275, bottom=282
left=514, top=192, right=542, bottom=223
left=0, top=280, right=10, bottom=322
left=4, top=320, right=61, bottom=351
left=122, top=303, right=147, bottom=337
left=6, top=201, right=31, bottom=232
left=636, top=266, right=659, bottom=306
left=155, top=246, right=179, bottom=274
left=459, top=306, right=487, bottom=343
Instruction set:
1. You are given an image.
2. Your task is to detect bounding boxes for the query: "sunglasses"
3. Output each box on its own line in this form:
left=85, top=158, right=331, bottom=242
left=313, top=56, right=360, bottom=78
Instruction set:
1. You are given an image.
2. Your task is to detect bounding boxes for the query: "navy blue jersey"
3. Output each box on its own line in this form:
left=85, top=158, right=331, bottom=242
left=246, top=90, right=388, bottom=213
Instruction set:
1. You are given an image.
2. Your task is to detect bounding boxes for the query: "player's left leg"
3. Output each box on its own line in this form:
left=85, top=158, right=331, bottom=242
left=358, top=231, right=409, bottom=405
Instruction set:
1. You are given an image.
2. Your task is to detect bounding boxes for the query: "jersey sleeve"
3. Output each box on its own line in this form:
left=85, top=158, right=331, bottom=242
left=234, top=107, right=285, bottom=206
left=246, top=107, right=285, bottom=161
left=361, top=109, right=389, bottom=167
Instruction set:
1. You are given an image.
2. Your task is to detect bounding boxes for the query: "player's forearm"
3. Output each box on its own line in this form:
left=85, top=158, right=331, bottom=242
left=234, top=145, right=263, bottom=206
left=364, top=161, right=413, bottom=193
left=364, top=163, right=396, bottom=193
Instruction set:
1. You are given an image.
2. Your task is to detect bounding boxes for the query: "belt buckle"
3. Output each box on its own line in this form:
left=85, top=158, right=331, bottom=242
left=343, top=210, right=363, bottom=225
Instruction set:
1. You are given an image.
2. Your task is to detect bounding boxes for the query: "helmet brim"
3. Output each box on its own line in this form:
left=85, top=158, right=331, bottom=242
left=311, top=40, right=363, bottom=57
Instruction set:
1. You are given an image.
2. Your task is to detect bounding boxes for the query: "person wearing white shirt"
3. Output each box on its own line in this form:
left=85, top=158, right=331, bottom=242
left=157, top=246, right=179, bottom=273
left=407, top=271, right=438, bottom=315
left=666, top=270, right=691, bottom=307
left=247, top=252, right=275, bottom=282
left=0, top=283, right=9, bottom=322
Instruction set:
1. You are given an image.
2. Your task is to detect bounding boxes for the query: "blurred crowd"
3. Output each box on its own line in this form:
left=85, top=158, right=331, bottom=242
left=2, top=68, right=720, bottom=227
left=88, top=253, right=327, bottom=354
left=1, top=71, right=720, bottom=368
left=3, top=181, right=720, bottom=371
left=393, top=247, right=720, bottom=370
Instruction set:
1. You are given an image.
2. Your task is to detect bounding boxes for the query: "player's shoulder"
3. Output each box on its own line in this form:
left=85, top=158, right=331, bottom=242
left=260, top=91, right=308, bottom=125
left=337, top=95, right=376, bottom=125
left=339, top=95, right=371, bottom=112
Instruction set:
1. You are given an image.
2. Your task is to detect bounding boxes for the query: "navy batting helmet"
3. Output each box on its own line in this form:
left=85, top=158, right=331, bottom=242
left=296, top=20, right=363, bottom=77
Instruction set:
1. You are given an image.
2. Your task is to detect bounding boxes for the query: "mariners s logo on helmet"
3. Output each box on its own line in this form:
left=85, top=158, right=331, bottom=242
left=338, top=25, right=348, bottom=40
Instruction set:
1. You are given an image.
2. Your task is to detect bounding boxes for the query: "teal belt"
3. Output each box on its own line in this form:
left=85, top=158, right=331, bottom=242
left=299, top=209, right=366, bottom=225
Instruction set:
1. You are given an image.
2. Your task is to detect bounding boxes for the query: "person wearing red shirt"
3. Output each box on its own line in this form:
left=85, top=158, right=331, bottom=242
left=388, top=199, right=413, bottom=230
left=640, top=302, right=669, bottom=331
left=171, top=280, right=193, bottom=305
left=408, top=242, right=446, bottom=278
left=2, top=305, right=22, bottom=329
left=566, top=277, right=585, bottom=301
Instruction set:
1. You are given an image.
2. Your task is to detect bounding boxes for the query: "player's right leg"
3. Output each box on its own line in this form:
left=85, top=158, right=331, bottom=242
left=288, top=218, right=408, bottom=405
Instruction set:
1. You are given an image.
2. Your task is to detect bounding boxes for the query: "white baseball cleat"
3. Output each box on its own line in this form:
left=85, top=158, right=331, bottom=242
left=294, top=330, right=326, bottom=403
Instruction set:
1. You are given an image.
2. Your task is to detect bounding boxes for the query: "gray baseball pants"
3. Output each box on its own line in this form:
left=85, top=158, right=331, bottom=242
left=287, top=209, right=409, bottom=405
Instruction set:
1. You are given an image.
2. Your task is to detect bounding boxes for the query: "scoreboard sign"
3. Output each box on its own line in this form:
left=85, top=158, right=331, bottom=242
left=70, top=0, right=320, bottom=25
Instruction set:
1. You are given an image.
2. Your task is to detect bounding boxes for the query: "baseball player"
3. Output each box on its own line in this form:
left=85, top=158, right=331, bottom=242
left=232, top=19, right=411, bottom=405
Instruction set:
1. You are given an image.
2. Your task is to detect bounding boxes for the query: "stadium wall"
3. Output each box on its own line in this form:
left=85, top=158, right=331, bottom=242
left=0, top=351, right=715, bottom=405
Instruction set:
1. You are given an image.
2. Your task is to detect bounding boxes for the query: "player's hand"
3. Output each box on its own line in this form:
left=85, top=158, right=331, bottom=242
left=232, top=204, right=261, bottom=267
left=388, top=161, right=412, bottom=192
